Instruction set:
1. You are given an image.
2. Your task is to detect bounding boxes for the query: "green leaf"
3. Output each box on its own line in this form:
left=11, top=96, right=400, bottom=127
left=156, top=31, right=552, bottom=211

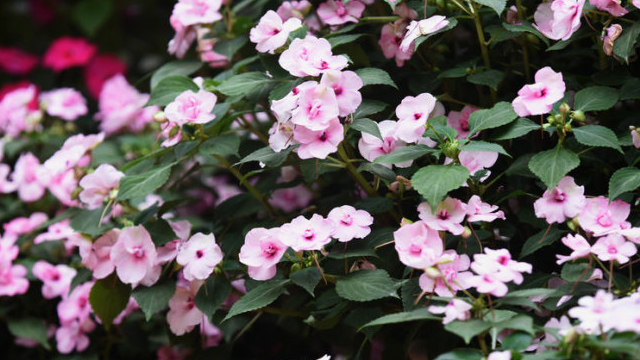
left=355, top=68, right=398, bottom=89
left=502, top=332, right=533, bottom=351
left=572, top=125, right=622, bottom=153
left=353, top=99, right=388, bottom=119
left=520, top=227, right=566, bottom=259
left=131, top=278, right=176, bottom=321
left=467, top=69, right=504, bottom=90
left=350, top=118, right=382, bottom=140
left=373, top=145, right=436, bottom=164
left=150, top=61, right=202, bottom=90
left=360, top=308, right=439, bottom=329
left=354, top=197, right=394, bottom=215
left=358, top=163, right=397, bottom=183
left=291, top=267, right=322, bottom=297
left=445, top=320, right=491, bottom=344
left=72, top=0, right=112, bottom=37
left=561, top=262, right=593, bottom=282
left=89, top=273, right=132, bottom=330
left=467, top=102, right=518, bottom=137
left=7, top=318, right=51, bottom=350
left=620, top=78, right=640, bottom=101
left=217, top=72, right=277, bottom=98
left=493, top=314, right=535, bottom=335
left=195, top=275, right=232, bottom=317
left=199, top=134, right=241, bottom=158
left=223, top=279, right=289, bottom=321
left=411, top=165, right=470, bottom=208
left=460, top=141, right=510, bottom=157
left=117, top=162, right=175, bottom=201
left=491, top=118, right=540, bottom=140
left=327, top=34, right=365, bottom=48
left=502, top=21, right=550, bottom=46
left=434, top=349, right=484, bottom=360
left=613, top=22, right=640, bottom=63
left=143, top=219, right=178, bottom=247
left=336, top=269, right=398, bottom=302
left=474, top=0, right=507, bottom=15
left=438, top=67, right=469, bottom=79
left=146, top=76, right=199, bottom=106
left=70, top=207, right=112, bottom=236
left=213, top=36, right=248, bottom=60
left=235, top=146, right=294, bottom=167
left=528, top=145, right=579, bottom=190
left=609, top=167, right=640, bottom=200
left=573, top=86, right=619, bottom=112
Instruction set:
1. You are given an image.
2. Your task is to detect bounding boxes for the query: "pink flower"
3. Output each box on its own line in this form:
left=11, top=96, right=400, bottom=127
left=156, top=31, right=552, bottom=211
left=0, top=84, right=42, bottom=137
left=327, top=205, right=373, bottom=242
left=10, top=152, right=46, bottom=202
left=630, top=126, right=640, bottom=148
left=276, top=1, right=312, bottom=20
left=320, top=70, right=363, bottom=117
left=0, top=262, right=29, bottom=297
left=279, top=35, right=348, bottom=77
left=167, top=280, right=204, bottom=336
left=55, top=319, right=95, bottom=354
left=568, top=290, right=614, bottom=334
left=280, top=214, right=335, bottom=251
left=57, top=281, right=93, bottom=325
left=0, top=47, right=38, bottom=76
left=110, top=226, right=158, bottom=285
left=172, top=0, right=223, bottom=26
left=78, top=164, right=124, bottom=210
left=83, top=54, right=127, bottom=99
left=79, top=229, right=119, bottom=279
left=239, top=227, right=287, bottom=281
left=590, top=233, right=637, bottom=264
left=467, top=272, right=509, bottom=297
left=577, top=196, right=630, bottom=236
left=399, top=16, right=449, bottom=52
left=379, top=21, right=413, bottom=67
left=512, top=66, right=566, bottom=117
left=291, top=83, right=339, bottom=131
left=487, top=351, right=512, bottom=360
left=458, top=151, right=499, bottom=177
left=395, top=93, right=437, bottom=143
left=533, top=176, right=586, bottom=224
left=471, top=248, right=532, bottom=285
left=4, top=212, right=48, bottom=235
left=176, top=233, right=223, bottom=281
left=317, top=0, right=365, bottom=25
left=43, top=37, right=96, bottom=72
left=466, top=195, right=505, bottom=223
left=556, top=234, right=592, bottom=264
left=250, top=10, right=302, bottom=54
left=393, top=221, right=443, bottom=269
left=447, top=106, right=478, bottom=139
left=419, top=251, right=473, bottom=297
left=34, top=219, right=81, bottom=245
left=168, top=14, right=197, bottom=59
left=417, top=197, right=467, bottom=235
left=358, top=120, right=412, bottom=168
left=428, top=298, right=472, bottom=324
left=589, top=0, right=627, bottom=17
left=165, top=89, right=217, bottom=126
left=39, top=88, right=87, bottom=121
left=269, top=184, right=313, bottom=213
left=533, top=0, right=585, bottom=41
left=293, top=117, right=344, bottom=159
left=32, top=261, right=77, bottom=299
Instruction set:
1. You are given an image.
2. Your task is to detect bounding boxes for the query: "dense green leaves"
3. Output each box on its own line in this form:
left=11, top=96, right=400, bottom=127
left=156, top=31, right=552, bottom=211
left=609, top=167, right=640, bottom=200
left=224, top=280, right=289, bottom=321
left=467, top=69, right=504, bottom=90
left=528, top=145, right=579, bottom=190
left=146, top=76, right=199, bottom=106
left=291, top=267, right=323, bottom=297
left=573, top=86, right=619, bottom=112
left=411, top=165, right=470, bottom=208
left=195, top=276, right=232, bottom=317
left=117, top=162, right=175, bottom=201
left=355, top=68, right=398, bottom=89
left=360, top=308, right=439, bottom=328
left=520, top=227, right=566, bottom=259
left=572, top=125, right=622, bottom=153
left=132, top=279, right=176, bottom=321
left=467, top=102, right=518, bottom=137
left=445, top=320, right=491, bottom=344
left=475, top=0, right=507, bottom=15
left=491, top=118, right=540, bottom=140
left=217, top=72, right=278, bottom=100
left=7, top=318, right=51, bottom=350
left=335, top=270, right=399, bottom=302
left=89, top=274, right=132, bottom=330
left=613, top=22, right=640, bottom=63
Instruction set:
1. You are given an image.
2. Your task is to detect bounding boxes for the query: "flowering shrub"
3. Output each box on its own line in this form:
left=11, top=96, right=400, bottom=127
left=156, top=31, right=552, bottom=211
left=4, top=0, right=640, bottom=359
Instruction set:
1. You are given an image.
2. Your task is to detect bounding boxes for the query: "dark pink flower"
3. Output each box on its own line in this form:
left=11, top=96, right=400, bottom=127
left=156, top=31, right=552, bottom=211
left=83, top=54, right=127, bottom=99
left=43, top=37, right=96, bottom=72
left=0, top=47, right=38, bottom=75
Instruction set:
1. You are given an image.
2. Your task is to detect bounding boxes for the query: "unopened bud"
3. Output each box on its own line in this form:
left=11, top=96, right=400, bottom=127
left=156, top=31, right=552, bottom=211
left=559, top=103, right=571, bottom=115
left=153, top=111, right=167, bottom=123
left=290, top=263, right=301, bottom=274
left=441, top=140, right=460, bottom=160
left=424, top=267, right=442, bottom=279
left=461, top=226, right=472, bottom=239
left=562, top=328, right=579, bottom=346
left=571, top=110, right=586, bottom=123
left=400, top=218, right=414, bottom=226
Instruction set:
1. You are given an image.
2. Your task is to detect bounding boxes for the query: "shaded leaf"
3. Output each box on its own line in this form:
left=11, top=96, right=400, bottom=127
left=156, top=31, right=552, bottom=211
left=223, top=279, right=289, bottom=321
left=355, top=68, right=398, bottom=89
left=195, top=275, right=232, bottom=317
left=467, top=102, right=518, bottom=137
left=199, top=134, right=241, bottom=158
left=350, top=118, right=382, bottom=140
left=89, top=273, right=132, bottom=330
left=475, top=0, right=507, bottom=15
left=491, top=118, right=540, bottom=140
left=373, top=145, right=436, bottom=164
left=613, top=22, right=640, bottom=63
left=117, top=162, right=175, bottom=201
left=236, top=146, right=294, bottom=167
left=609, top=167, right=640, bottom=200
left=151, top=61, right=202, bottom=90
left=467, top=69, right=504, bottom=90
left=7, top=318, right=51, bottom=350
left=411, top=165, right=470, bottom=208
left=146, top=76, right=199, bottom=106
left=573, top=86, right=619, bottom=112
left=291, top=267, right=322, bottom=297
left=445, top=320, right=491, bottom=344
left=460, top=141, right=510, bottom=157
left=360, top=308, right=439, bottom=329
left=528, top=145, right=579, bottom=190
left=132, top=278, right=176, bottom=321
left=520, top=227, right=566, bottom=259
left=336, top=269, right=399, bottom=302
left=72, top=0, right=112, bottom=37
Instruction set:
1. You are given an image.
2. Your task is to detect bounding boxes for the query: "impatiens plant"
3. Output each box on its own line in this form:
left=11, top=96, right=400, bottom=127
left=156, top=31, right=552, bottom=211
left=4, top=0, right=640, bottom=359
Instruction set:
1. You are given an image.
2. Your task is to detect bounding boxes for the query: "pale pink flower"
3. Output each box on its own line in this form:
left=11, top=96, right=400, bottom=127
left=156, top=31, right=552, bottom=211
left=543, top=315, right=574, bottom=343
left=156, top=220, right=192, bottom=264
left=533, top=176, right=586, bottom=224
left=395, top=93, right=437, bottom=143
left=167, top=280, right=204, bottom=336
left=172, top=0, right=222, bottom=26
left=417, top=197, right=467, bottom=235
left=10, top=152, right=46, bottom=202
left=471, top=248, right=532, bottom=285
left=176, top=233, right=223, bottom=281
left=578, top=196, right=631, bottom=236
left=32, top=261, right=77, bottom=299
left=556, top=234, right=592, bottom=265
left=39, top=88, right=87, bottom=121
left=635, top=0, right=640, bottom=9
left=0, top=84, right=42, bottom=137
left=239, top=227, right=287, bottom=281
left=419, top=251, right=473, bottom=297
left=568, top=289, right=614, bottom=334
left=4, top=212, right=48, bottom=235
left=379, top=20, right=413, bottom=67
left=399, top=16, right=449, bottom=52
left=589, top=0, right=627, bottom=17
left=47, top=170, right=79, bottom=207
left=280, top=214, right=335, bottom=251
left=293, top=117, right=344, bottom=159
left=271, top=81, right=316, bottom=123
left=55, top=319, right=95, bottom=354
left=487, top=350, right=512, bottom=360
left=447, top=106, right=478, bottom=139
left=320, top=70, right=363, bottom=117
left=291, top=83, right=339, bottom=131
left=428, top=298, right=472, bottom=324
left=393, top=221, right=443, bottom=269
left=317, top=0, right=365, bottom=25
left=279, top=35, right=348, bottom=77
left=630, top=126, right=640, bottom=148
left=79, top=229, right=119, bottom=279
left=512, top=66, right=566, bottom=117
left=250, top=10, right=302, bottom=54
left=358, top=120, right=412, bottom=168
left=467, top=272, right=510, bottom=297
left=590, top=233, right=637, bottom=264
left=168, top=14, right=196, bottom=58
left=327, top=205, right=373, bottom=242
left=0, top=163, right=14, bottom=194
left=110, top=226, right=158, bottom=285
left=458, top=151, right=499, bottom=178
left=78, top=164, right=124, bottom=210
left=533, top=0, right=585, bottom=41
left=34, top=219, right=79, bottom=245
left=466, top=195, right=505, bottom=223
left=0, top=262, right=29, bottom=297
left=202, top=317, right=223, bottom=347
left=165, top=89, right=217, bottom=125
left=57, top=282, right=93, bottom=325
left=269, top=184, right=313, bottom=213
left=276, top=1, right=312, bottom=20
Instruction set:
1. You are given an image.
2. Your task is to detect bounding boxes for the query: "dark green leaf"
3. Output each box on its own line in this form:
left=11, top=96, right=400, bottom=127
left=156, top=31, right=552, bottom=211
left=131, top=278, right=176, bottom=321
left=336, top=269, right=399, bottom=302
left=491, top=118, right=540, bottom=140
left=467, top=102, right=518, bottom=137
left=291, top=267, right=322, bottom=297
left=445, top=320, right=491, bottom=344
left=354, top=197, right=394, bottom=215
left=117, top=162, right=175, bottom=201
left=502, top=332, right=533, bottom=351
left=150, top=61, right=202, bottom=90
left=373, top=145, right=436, bottom=164
left=355, top=68, right=398, bottom=89
left=520, top=227, right=566, bottom=259
left=327, top=34, right=365, bottom=48
left=620, top=78, right=640, bottom=101
left=360, top=308, right=439, bottom=329
left=146, top=76, right=199, bottom=106
left=609, top=167, right=640, bottom=200
left=143, top=219, right=178, bottom=247
left=528, top=145, right=579, bottom=190
left=358, top=163, right=397, bottom=182
left=350, top=118, right=382, bottom=140
left=613, top=22, right=640, bottom=63
left=89, top=273, right=131, bottom=330
left=195, top=275, right=232, bottom=317
left=353, top=99, right=388, bottom=119
left=460, top=141, right=510, bottom=157
left=574, top=86, right=619, bottom=113
left=434, top=349, right=484, bottom=360
left=561, top=262, right=593, bottom=282
left=438, top=67, right=468, bottom=79
left=7, top=318, right=51, bottom=350
left=72, top=0, right=112, bottom=37
left=475, top=0, right=507, bottom=15
left=493, top=314, right=535, bottom=335
left=223, top=279, right=289, bottom=321
left=199, top=134, right=241, bottom=158
left=213, top=36, right=248, bottom=60
left=572, top=125, right=622, bottom=153
left=502, top=21, right=549, bottom=46
left=235, top=146, right=294, bottom=167
left=70, top=207, right=112, bottom=236
left=467, top=69, right=504, bottom=90
left=217, top=72, right=277, bottom=98
left=411, top=165, right=470, bottom=208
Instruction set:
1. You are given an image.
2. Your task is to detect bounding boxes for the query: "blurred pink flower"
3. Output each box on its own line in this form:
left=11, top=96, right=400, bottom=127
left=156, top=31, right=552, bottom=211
left=555, top=234, right=592, bottom=265
left=533, top=0, right=585, bottom=41
left=428, top=298, right=472, bottom=324
left=32, top=261, right=77, bottom=299
left=39, top=88, right=87, bottom=121
left=317, top=0, right=365, bottom=25
left=43, top=37, right=96, bottom=72
left=590, top=233, right=637, bottom=264
left=419, top=251, right=473, bottom=297
left=167, top=280, right=204, bottom=336
left=78, top=164, right=124, bottom=210
left=466, top=195, right=505, bottom=223
left=83, top=54, right=127, bottom=99
left=590, top=0, right=627, bottom=17
left=276, top=1, right=312, bottom=20
left=578, top=196, right=631, bottom=236
left=172, top=0, right=222, bottom=26
left=79, top=229, right=119, bottom=279
left=0, top=47, right=38, bottom=75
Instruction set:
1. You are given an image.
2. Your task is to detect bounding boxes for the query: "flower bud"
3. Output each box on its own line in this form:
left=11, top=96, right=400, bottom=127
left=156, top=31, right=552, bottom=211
left=570, top=110, right=585, bottom=123
left=153, top=111, right=167, bottom=123
left=441, top=140, right=460, bottom=160
left=424, top=266, right=442, bottom=279
left=602, top=24, right=623, bottom=56
left=558, top=102, right=570, bottom=115
left=461, top=226, right=472, bottom=239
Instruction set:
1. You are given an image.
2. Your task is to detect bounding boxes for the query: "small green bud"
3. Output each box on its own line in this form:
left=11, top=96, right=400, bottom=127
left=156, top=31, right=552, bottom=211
left=571, top=110, right=585, bottom=123
left=442, top=140, right=460, bottom=160
left=153, top=111, right=167, bottom=123
left=559, top=102, right=571, bottom=114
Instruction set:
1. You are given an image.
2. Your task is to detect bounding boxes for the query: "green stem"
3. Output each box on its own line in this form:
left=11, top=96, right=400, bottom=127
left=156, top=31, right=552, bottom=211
left=337, top=143, right=378, bottom=198
left=357, top=16, right=400, bottom=23
left=471, top=2, right=497, bottom=103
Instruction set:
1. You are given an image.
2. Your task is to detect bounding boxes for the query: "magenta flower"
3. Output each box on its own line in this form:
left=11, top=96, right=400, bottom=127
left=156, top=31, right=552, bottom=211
left=39, top=88, right=87, bottom=121
left=327, top=205, right=373, bottom=242
left=555, top=234, right=592, bottom=265
left=0, top=47, right=39, bottom=76
left=32, top=261, right=77, bottom=299
left=78, top=164, right=125, bottom=210
left=280, top=214, right=335, bottom=251
left=239, top=227, right=287, bottom=281
left=293, top=117, right=344, bottom=159
left=43, top=37, right=96, bottom=72
left=399, top=16, right=449, bottom=52
left=83, top=54, right=127, bottom=99
left=317, top=0, right=365, bottom=26
left=533, top=176, right=586, bottom=224
left=176, top=233, right=223, bottom=281
left=165, top=89, right=217, bottom=126
left=512, top=66, right=565, bottom=117
left=577, top=196, right=631, bottom=236
left=393, top=221, right=443, bottom=269
left=171, top=0, right=222, bottom=27
left=590, top=233, right=637, bottom=264
left=250, top=10, right=302, bottom=54
left=428, top=298, right=472, bottom=324
left=466, top=195, right=505, bottom=223
left=395, top=93, right=437, bottom=143
left=110, top=226, right=158, bottom=285
left=417, top=197, right=467, bottom=236
left=320, top=70, right=363, bottom=117
left=533, top=0, right=585, bottom=41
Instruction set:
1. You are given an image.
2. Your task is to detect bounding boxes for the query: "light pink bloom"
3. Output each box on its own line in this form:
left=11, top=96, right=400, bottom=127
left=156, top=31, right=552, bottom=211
left=34, top=219, right=78, bottom=244
left=291, top=83, right=339, bottom=131
left=269, top=184, right=313, bottom=213
left=167, top=280, right=204, bottom=336
left=533, top=0, right=585, bottom=41
left=55, top=319, right=95, bottom=354
left=395, top=93, right=437, bottom=143
left=467, top=272, right=509, bottom=297
left=110, top=226, right=158, bottom=285
left=327, top=205, right=373, bottom=242
left=239, top=227, right=287, bottom=281
left=32, top=261, right=77, bottom=299
left=471, top=248, right=532, bottom=285
left=4, top=212, right=47, bottom=235
left=176, top=233, right=223, bottom=281
left=630, top=127, right=640, bottom=148
left=320, top=70, right=363, bottom=117
left=487, top=351, right=512, bottom=360
left=79, top=229, right=119, bottom=279
left=568, top=289, right=614, bottom=334
left=0, top=84, right=42, bottom=137
left=317, top=0, right=365, bottom=25
left=556, top=234, right=592, bottom=264
left=393, top=221, right=443, bottom=269
left=544, top=315, right=574, bottom=343
left=399, top=16, right=449, bottom=52
left=578, top=196, right=631, bottom=236
left=39, top=88, right=87, bottom=121
left=271, top=81, right=316, bottom=124
left=57, top=281, right=93, bottom=325
left=250, top=10, right=302, bottom=54
left=533, top=176, right=586, bottom=224
left=156, top=220, right=192, bottom=264
left=293, top=117, right=344, bottom=159
left=590, top=0, right=627, bottom=17
left=358, top=120, right=412, bottom=168
left=512, top=66, right=566, bottom=117
left=165, top=89, right=217, bottom=126
left=277, top=1, right=312, bottom=20
left=419, top=251, right=473, bottom=297
left=466, top=195, right=505, bottom=223
left=0, top=262, right=29, bottom=297
left=279, top=35, right=348, bottom=78
left=172, top=0, right=222, bottom=26
left=458, top=151, right=499, bottom=177
left=379, top=21, right=413, bottom=67
left=447, top=106, right=478, bottom=139
left=590, top=233, right=637, bottom=264
left=10, top=152, right=46, bottom=202
left=428, top=298, right=472, bottom=324
left=168, top=14, right=196, bottom=59
left=280, top=214, right=335, bottom=251
left=78, top=164, right=125, bottom=210
left=418, top=197, right=467, bottom=235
